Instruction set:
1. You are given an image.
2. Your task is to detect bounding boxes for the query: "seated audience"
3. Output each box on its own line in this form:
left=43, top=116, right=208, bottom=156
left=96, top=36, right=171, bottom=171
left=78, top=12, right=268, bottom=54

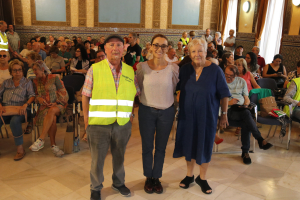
left=58, top=41, right=72, bottom=67
left=178, top=46, right=191, bottom=68
left=225, top=65, right=273, bottom=165
left=0, top=51, right=12, bottom=86
left=245, top=52, right=260, bottom=80
left=97, top=36, right=105, bottom=50
left=44, top=46, right=65, bottom=74
left=262, top=54, right=287, bottom=88
left=26, top=52, right=50, bottom=80
left=32, top=42, right=46, bottom=60
left=34, top=35, right=41, bottom=42
left=91, top=39, right=98, bottom=51
left=87, top=36, right=92, bottom=42
left=0, top=59, right=35, bottom=160
left=206, top=52, right=219, bottom=65
left=252, top=46, right=265, bottom=73
left=20, top=42, right=33, bottom=58
left=284, top=60, right=300, bottom=88
left=283, top=76, right=300, bottom=119
left=207, top=42, right=215, bottom=53
left=141, top=42, right=151, bottom=61
left=84, top=40, right=96, bottom=64
left=176, top=41, right=184, bottom=58
left=95, top=49, right=106, bottom=63
left=189, top=31, right=196, bottom=41
left=224, top=29, right=235, bottom=52
left=204, top=28, right=213, bottom=43
left=212, top=49, right=218, bottom=59
left=30, top=38, right=36, bottom=44
left=70, top=45, right=89, bottom=75
left=234, top=45, right=245, bottom=60
left=47, top=35, right=55, bottom=47
left=168, top=41, right=174, bottom=50
left=164, top=48, right=179, bottom=64
left=66, top=40, right=75, bottom=57
left=235, top=58, right=260, bottom=93
left=77, top=36, right=83, bottom=44
left=58, top=36, right=65, bottom=42
left=179, top=31, right=189, bottom=46
left=219, top=52, right=234, bottom=71
left=29, top=61, right=68, bottom=157
left=39, top=37, right=50, bottom=55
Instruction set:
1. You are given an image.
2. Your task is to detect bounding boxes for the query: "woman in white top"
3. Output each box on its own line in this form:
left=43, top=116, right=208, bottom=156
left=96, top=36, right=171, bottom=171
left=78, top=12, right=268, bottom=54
left=136, top=34, right=179, bottom=194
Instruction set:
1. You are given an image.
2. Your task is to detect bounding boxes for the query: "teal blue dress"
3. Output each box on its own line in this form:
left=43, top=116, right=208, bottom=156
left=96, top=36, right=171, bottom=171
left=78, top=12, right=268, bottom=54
left=173, top=63, right=230, bottom=165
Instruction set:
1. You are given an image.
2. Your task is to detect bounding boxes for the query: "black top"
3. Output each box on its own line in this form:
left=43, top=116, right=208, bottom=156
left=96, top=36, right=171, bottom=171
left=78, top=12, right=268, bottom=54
left=75, top=60, right=82, bottom=70
left=124, top=43, right=142, bottom=66
left=267, top=64, right=284, bottom=74
left=234, top=54, right=245, bottom=60
left=178, top=56, right=192, bottom=68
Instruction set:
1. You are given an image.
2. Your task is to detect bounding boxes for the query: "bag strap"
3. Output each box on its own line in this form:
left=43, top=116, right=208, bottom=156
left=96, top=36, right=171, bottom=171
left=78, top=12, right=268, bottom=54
left=0, top=115, right=9, bottom=137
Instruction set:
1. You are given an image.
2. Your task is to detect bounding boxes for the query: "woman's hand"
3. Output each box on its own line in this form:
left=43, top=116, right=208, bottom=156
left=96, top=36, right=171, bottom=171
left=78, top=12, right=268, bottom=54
left=19, top=104, right=27, bottom=115
left=37, top=97, right=48, bottom=106
left=220, top=114, right=229, bottom=129
left=47, top=102, right=57, bottom=108
left=228, top=98, right=239, bottom=105
left=281, top=74, right=287, bottom=79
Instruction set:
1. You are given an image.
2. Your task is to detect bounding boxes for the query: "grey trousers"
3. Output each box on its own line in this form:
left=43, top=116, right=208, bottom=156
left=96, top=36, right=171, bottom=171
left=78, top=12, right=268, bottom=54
left=87, top=122, right=132, bottom=191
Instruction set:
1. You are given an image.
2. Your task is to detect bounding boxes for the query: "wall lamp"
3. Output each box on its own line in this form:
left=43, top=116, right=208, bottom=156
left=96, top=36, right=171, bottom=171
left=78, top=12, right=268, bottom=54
left=243, top=1, right=251, bottom=13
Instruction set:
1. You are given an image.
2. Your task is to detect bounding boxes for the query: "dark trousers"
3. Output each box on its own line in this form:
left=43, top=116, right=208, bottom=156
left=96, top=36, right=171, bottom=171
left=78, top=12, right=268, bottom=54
left=228, top=108, right=264, bottom=153
left=138, top=103, right=175, bottom=178
left=87, top=122, right=132, bottom=191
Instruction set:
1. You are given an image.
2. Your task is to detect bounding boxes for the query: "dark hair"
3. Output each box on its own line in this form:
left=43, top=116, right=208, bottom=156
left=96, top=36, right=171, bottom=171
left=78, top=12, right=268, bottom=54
left=40, top=37, right=47, bottom=45
left=49, top=46, right=59, bottom=54
left=123, top=37, right=129, bottom=43
left=75, top=44, right=88, bottom=61
left=246, top=52, right=258, bottom=72
left=53, top=40, right=60, bottom=46
left=30, top=38, right=36, bottom=43
left=72, top=35, right=77, bottom=39
left=297, top=60, right=300, bottom=67
left=150, top=34, right=168, bottom=45
left=97, top=49, right=105, bottom=54
left=64, top=36, right=69, bottom=40
left=73, top=39, right=78, bottom=46
left=129, top=32, right=137, bottom=39
left=206, top=51, right=213, bottom=58
left=91, top=39, right=97, bottom=45
left=222, top=52, right=232, bottom=66
left=34, top=35, right=40, bottom=39
left=273, top=54, right=284, bottom=68
left=208, top=41, right=215, bottom=47
left=84, top=40, right=91, bottom=46
left=8, top=24, right=14, bottom=31
left=225, top=65, right=239, bottom=76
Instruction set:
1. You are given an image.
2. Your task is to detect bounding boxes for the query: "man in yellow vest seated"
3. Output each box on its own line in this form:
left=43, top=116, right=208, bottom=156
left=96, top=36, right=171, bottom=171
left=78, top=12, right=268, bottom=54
left=0, top=21, right=9, bottom=51
left=283, top=77, right=300, bottom=120
left=82, top=35, right=140, bottom=200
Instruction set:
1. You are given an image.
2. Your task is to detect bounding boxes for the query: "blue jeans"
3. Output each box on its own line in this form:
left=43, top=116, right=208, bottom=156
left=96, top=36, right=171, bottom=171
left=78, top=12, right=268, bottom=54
left=138, top=103, right=175, bottom=178
left=0, top=114, right=26, bottom=146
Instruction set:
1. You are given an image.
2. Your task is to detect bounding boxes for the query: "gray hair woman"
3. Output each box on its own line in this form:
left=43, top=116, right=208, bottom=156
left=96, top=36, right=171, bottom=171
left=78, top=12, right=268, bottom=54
left=173, top=38, right=230, bottom=194
left=0, top=59, right=35, bottom=161
left=214, top=32, right=222, bottom=45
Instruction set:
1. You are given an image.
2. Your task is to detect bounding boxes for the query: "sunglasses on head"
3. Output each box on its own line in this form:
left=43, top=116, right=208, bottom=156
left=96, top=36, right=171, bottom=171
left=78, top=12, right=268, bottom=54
left=0, top=54, right=7, bottom=58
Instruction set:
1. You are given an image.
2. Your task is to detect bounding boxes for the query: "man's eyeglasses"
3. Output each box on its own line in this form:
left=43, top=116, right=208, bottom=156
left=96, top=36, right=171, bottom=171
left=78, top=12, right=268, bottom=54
left=225, top=73, right=235, bottom=78
left=12, top=69, right=22, bottom=73
left=152, top=44, right=168, bottom=50
left=0, top=54, right=7, bottom=58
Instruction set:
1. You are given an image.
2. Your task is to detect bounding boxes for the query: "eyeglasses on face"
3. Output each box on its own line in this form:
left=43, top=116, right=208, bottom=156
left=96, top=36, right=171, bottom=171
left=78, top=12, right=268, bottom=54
left=152, top=43, right=168, bottom=50
left=225, top=73, right=234, bottom=78
left=12, top=69, right=22, bottom=73
left=0, top=54, right=7, bottom=58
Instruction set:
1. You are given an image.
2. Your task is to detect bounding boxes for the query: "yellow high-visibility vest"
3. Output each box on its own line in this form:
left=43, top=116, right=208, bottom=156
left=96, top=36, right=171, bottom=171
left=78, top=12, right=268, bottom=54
left=88, top=59, right=136, bottom=126
left=0, top=32, right=8, bottom=51
left=283, top=77, right=300, bottom=117
left=181, top=37, right=189, bottom=46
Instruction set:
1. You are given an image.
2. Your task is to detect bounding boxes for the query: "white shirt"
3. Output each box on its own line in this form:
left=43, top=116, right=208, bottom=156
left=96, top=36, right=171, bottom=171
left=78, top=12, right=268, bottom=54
left=164, top=54, right=178, bottom=63
left=204, top=35, right=213, bottom=43
left=224, top=36, right=236, bottom=52
left=20, top=49, right=33, bottom=58
left=0, top=69, right=12, bottom=85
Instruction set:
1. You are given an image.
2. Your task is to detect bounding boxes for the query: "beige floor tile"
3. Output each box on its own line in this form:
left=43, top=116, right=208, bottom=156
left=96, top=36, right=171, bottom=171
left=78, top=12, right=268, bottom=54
left=164, top=189, right=207, bottom=200
left=63, top=149, right=92, bottom=166
left=250, top=153, right=293, bottom=172
left=206, top=165, right=241, bottom=186
left=59, top=192, right=88, bottom=200
left=266, top=184, right=300, bottom=200
left=229, top=174, right=275, bottom=199
left=2, top=168, right=50, bottom=192
left=277, top=172, right=300, bottom=193
left=0, top=157, right=32, bottom=179
left=215, top=186, right=263, bottom=200
left=3, top=193, right=29, bottom=200
left=53, top=166, right=91, bottom=191
left=187, top=181, right=228, bottom=200
left=0, top=180, right=17, bottom=200
left=286, top=160, right=300, bottom=176
left=243, top=162, right=285, bottom=185
left=21, top=179, right=73, bottom=199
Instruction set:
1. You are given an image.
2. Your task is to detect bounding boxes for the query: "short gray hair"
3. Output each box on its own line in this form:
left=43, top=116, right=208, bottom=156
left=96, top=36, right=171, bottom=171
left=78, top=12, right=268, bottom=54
left=33, top=60, right=49, bottom=75
left=188, top=38, right=207, bottom=53
left=253, top=46, right=260, bottom=53
left=215, top=32, right=221, bottom=38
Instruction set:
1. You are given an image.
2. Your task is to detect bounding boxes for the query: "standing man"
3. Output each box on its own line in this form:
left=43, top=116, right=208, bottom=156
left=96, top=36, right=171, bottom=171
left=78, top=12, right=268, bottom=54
left=252, top=46, right=265, bottom=73
left=204, top=28, right=213, bottom=43
left=224, top=29, right=236, bottom=52
left=7, top=24, right=20, bottom=55
left=82, top=35, right=140, bottom=200
left=0, top=21, right=8, bottom=51
left=124, top=32, right=142, bottom=67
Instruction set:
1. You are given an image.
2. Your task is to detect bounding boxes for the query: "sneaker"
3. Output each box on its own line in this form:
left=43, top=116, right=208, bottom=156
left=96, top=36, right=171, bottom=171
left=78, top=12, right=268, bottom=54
left=90, top=190, right=101, bottom=200
left=111, top=184, right=131, bottom=197
left=241, top=152, right=252, bottom=165
left=29, top=139, right=44, bottom=151
left=51, top=145, right=64, bottom=157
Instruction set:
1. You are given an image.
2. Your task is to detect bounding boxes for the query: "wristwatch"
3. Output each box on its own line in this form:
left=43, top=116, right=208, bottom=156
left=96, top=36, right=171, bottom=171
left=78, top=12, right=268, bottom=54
left=221, top=111, right=227, bottom=115
left=130, top=114, right=135, bottom=118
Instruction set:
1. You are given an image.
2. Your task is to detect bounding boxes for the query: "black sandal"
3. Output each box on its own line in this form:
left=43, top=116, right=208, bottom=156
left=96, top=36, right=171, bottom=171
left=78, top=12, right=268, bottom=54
left=179, top=175, right=194, bottom=189
left=195, top=175, right=212, bottom=194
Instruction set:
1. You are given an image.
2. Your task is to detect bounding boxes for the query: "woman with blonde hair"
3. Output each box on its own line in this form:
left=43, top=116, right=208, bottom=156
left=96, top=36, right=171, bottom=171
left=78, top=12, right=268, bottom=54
left=173, top=38, right=230, bottom=194
left=180, top=31, right=189, bottom=46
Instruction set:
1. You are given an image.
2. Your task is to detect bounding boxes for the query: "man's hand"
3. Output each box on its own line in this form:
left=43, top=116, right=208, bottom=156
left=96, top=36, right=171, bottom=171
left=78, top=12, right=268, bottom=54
left=220, top=114, right=229, bottom=129
left=19, top=104, right=27, bottom=115
left=130, top=115, right=134, bottom=123
left=228, top=98, right=239, bottom=105
left=0, top=105, right=5, bottom=116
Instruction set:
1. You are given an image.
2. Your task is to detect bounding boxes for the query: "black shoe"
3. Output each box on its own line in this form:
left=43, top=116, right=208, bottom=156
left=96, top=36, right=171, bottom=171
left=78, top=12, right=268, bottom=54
left=179, top=175, right=194, bottom=189
left=153, top=178, right=163, bottom=194
left=112, top=184, right=131, bottom=197
left=195, top=175, right=212, bottom=194
left=241, top=152, right=252, bottom=165
left=90, top=190, right=101, bottom=200
left=258, top=140, right=273, bottom=150
left=144, top=177, right=153, bottom=194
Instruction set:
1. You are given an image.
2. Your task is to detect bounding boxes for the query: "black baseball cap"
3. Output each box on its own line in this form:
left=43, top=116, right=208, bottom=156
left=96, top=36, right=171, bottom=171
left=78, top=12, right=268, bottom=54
left=104, top=34, right=124, bottom=45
